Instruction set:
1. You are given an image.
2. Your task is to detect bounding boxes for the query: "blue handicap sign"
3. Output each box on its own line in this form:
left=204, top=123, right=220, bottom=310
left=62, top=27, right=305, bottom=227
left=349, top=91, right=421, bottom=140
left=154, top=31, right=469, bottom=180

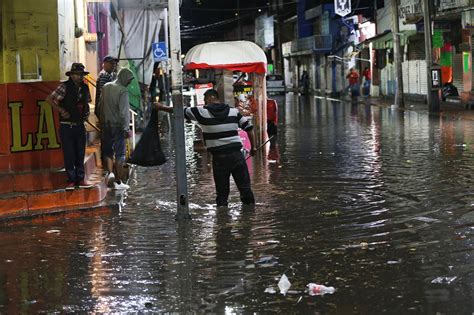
left=152, top=42, right=167, bottom=62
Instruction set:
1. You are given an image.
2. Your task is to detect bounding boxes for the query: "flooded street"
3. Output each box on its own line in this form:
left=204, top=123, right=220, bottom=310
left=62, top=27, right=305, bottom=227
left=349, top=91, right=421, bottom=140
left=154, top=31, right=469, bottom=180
left=0, top=94, right=473, bottom=313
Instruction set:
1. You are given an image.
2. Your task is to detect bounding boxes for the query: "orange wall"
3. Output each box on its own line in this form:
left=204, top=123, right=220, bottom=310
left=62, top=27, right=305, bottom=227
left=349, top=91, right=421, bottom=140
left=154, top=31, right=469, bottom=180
left=0, top=82, right=63, bottom=172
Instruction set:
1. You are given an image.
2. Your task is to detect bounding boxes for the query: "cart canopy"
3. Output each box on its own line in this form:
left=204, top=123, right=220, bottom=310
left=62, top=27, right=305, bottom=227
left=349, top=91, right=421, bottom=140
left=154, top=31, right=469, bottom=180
left=183, top=40, right=267, bottom=74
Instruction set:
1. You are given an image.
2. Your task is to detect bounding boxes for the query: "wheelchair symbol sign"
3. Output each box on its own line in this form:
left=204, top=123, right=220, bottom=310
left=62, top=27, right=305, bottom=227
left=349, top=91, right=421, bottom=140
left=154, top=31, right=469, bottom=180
left=152, top=42, right=167, bottom=62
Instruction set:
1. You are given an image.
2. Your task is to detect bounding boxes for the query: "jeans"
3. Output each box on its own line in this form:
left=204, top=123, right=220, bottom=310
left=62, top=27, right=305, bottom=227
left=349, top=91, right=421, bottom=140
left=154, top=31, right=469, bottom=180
left=212, top=150, right=255, bottom=206
left=59, top=123, right=86, bottom=183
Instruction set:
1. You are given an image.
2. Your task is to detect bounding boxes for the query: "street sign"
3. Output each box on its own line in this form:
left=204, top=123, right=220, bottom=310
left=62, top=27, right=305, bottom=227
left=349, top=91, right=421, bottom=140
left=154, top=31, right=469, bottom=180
left=335, top=0, right=351, bottom=17
left=152, top=42, right=168, bottom=62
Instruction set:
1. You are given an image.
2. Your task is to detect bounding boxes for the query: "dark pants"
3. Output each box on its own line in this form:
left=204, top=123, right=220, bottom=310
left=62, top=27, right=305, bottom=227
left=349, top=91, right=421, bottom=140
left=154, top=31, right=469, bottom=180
left=59, top=123, right=86, bottom=184
left=267, top=121, right=277, bottom=137
left=350, top=83, right=360, bottom=97
left=212, top=150, right=255, bottom=207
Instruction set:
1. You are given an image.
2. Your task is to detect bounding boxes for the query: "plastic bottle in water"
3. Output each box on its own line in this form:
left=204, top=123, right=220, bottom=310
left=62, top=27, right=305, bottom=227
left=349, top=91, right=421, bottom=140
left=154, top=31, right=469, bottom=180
left=307, top=283, right=335, bottom=296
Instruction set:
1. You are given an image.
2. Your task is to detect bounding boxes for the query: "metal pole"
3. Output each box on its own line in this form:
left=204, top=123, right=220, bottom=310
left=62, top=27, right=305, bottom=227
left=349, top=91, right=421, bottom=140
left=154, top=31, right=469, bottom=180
left=391, top=0, right=404, bottom=108
left=164, top=8, right=171, bottom=106
left=422, top=0, right=440, bottom=112
left=168, top=0, right=190, bottom=219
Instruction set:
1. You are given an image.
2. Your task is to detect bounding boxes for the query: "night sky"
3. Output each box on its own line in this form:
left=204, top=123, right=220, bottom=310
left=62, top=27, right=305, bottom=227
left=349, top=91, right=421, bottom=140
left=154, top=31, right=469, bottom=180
left=180, top=0, right=283, bottom=51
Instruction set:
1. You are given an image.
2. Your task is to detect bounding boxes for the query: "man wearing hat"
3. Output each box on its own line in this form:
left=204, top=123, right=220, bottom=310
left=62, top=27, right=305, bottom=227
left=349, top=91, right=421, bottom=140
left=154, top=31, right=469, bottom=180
left=95, top=55, right=118, bottom=121
left=46, top=63, right=92, bottom=190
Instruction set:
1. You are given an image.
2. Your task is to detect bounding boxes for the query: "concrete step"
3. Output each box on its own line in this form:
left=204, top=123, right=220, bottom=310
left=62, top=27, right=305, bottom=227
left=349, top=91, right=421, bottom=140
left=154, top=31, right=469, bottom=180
left=0, top=140, right=108, bottom=219
left=0, top=148, right=99, bottom=194
left=0, top=180, right=107, bottom=217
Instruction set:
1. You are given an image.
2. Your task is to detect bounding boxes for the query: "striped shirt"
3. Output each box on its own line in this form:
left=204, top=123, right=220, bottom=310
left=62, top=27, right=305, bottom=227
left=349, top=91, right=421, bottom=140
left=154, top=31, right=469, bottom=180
left=95, top=70, right=116, bottom=106
left=184, top=105, right=253, bottom=154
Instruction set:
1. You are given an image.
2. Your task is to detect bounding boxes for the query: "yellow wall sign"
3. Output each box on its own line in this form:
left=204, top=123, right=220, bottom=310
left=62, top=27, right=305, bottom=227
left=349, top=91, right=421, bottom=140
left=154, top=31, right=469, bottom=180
left=9, top=101, right=60, bottom=152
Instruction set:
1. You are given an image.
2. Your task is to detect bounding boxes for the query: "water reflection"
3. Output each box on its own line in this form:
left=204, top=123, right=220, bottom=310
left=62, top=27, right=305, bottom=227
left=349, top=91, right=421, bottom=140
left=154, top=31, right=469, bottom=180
left=0, top=94, right=472, bottom=313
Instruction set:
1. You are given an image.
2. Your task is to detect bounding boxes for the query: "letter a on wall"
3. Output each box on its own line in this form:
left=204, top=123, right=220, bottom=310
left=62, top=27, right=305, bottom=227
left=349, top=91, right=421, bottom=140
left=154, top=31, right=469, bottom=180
left=335, top=0, right=351, bottom=17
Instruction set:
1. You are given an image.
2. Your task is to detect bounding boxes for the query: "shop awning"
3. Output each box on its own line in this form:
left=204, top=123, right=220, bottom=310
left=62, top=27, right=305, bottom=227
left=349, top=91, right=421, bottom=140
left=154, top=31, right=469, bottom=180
left=362, top=30, right=417, bottom=49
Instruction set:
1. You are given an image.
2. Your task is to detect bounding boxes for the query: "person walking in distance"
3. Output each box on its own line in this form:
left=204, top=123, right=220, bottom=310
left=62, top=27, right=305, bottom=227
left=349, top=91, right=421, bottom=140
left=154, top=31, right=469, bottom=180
left=46, top=63, right=93, bottom=190
left=266, top=98, right=278, bottom=138
left=156, top=89, right=256, bottom=207
left=99, top=68, right=134, bottom=190
left=300, top=70, right=310, bottom=95
left=362, top=66, right=371, bottom=97
left=346, top=68, right=360, bottom=97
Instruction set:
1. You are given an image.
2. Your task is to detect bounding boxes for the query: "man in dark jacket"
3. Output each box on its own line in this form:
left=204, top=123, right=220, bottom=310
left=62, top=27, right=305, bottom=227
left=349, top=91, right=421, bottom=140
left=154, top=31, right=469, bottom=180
left=46, top=63, right=92, bottom=190
left=156, top=89, right=256, bottom=207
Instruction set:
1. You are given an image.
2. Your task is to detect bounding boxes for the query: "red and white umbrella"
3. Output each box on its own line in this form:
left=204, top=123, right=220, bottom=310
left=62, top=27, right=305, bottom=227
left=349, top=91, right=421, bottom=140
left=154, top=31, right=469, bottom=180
left=183, top=40, right=267, bottom=74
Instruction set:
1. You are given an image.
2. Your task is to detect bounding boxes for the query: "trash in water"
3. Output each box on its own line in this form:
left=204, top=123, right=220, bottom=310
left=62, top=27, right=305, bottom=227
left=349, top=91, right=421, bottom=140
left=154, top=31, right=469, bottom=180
left=264, top=287, right=276, bottom=294
left=297, top=296, right=303, bottom=303
left=307, top=283, right=336, bottom=296
left=46, top=230, right=61, bottom=234
left=431, top=276, right=457, bottom=284
left=256, top=256, right=277, bottom=264
left=360, top=242, right=369, bottom=249
left=413, top=216, right=440, bottom=223
left=321, top=209, right=340, bottom=216
left=278, top=274, right=291, bottom=296
left=387, top=259, right=402, bottom=265
left=255, top=255, right=279, bottom=267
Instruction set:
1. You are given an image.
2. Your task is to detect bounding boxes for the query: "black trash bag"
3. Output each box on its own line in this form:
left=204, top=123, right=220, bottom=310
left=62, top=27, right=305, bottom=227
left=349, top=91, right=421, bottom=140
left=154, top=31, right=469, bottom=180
left=128, top=108, right=167, bottom=166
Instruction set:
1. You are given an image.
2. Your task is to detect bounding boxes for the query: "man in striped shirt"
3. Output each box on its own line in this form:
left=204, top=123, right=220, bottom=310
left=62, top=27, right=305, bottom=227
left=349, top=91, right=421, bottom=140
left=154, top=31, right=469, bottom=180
left=156, top=89, right=256, bottom=207
left=95, top=55, right=118, bottom=121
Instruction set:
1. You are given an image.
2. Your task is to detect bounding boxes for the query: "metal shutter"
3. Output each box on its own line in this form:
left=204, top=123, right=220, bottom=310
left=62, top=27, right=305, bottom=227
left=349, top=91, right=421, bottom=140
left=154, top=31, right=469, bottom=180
left=418, top=60, right=428, bottom=96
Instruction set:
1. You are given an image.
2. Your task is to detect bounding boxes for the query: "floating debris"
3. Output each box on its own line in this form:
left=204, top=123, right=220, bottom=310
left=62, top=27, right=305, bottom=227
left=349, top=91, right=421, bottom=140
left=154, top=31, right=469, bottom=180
left=264, top=287, right=276, bottom=294
left=387, top=260, right=402, bottom=265
left=321, top=210, right=340, bottom=216
left=413, top=216, right=440, bottom=223
left=431, top=276, right=457, bottom=284
left=278, top=274, right=291, bottom=296
left=307, top=283, right=336, bottom=296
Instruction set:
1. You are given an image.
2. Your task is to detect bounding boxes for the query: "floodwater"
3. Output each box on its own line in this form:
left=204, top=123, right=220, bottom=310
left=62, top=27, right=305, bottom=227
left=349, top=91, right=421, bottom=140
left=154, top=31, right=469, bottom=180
left=0, top=94, right=473, bottom=314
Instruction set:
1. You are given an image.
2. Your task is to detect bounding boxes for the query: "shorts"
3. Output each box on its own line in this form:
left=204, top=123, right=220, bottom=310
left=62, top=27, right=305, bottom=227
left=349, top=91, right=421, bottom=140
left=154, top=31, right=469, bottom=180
left=102, top=126, right=126, bottom=162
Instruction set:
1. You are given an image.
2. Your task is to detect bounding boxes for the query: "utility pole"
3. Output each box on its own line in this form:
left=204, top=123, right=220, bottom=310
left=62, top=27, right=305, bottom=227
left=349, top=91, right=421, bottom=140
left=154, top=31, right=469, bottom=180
left=390, top=0, right=404, bottom=108
left=164, top=8, right=171, bottom=106
left=422, top=0, right=440, bottom=112
left=168, top=0, right=190, bottom=219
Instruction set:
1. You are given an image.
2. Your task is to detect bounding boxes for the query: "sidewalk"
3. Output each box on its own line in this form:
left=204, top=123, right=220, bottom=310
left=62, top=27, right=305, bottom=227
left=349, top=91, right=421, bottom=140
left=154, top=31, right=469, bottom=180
left=339, top=95, right=474, bottom=121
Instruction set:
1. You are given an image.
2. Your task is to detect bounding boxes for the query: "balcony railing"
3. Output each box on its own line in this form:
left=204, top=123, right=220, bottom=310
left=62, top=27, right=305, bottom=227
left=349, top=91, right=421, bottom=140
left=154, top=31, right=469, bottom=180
left=282, top=34, right=332, bottom=56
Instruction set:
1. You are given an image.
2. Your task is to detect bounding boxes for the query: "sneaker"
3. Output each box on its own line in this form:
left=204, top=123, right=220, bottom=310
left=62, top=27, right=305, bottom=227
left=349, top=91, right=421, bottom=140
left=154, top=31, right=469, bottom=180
left=65, top=182, right=76, bottom=191
left=114, top=181, right=130, bottom=190
left=105, top=172, right=115, bottom=188
left=77, top=180, right=94, bottom=189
